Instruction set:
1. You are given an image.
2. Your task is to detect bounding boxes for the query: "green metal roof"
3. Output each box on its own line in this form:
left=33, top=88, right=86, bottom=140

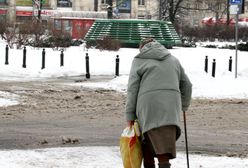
left=84, top=19, right=181, bottom=48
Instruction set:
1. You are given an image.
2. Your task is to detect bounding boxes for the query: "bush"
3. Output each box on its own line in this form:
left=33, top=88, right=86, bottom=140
left=30, top=30, right=72, bottom=50
left=71, top=39, right=84, bottom=46
left=86, top=36, right=121, bottom=51
left=238, top=42, right=248, bottom=51
left=1, top=20, right=75, bottom=49
left=181, top=39, right=196, bottom=47
left=180, top=25, right=248, bottom=42
left=204, top=44, right=217, bottom=48
left=0, top=21, right=17, bottom=48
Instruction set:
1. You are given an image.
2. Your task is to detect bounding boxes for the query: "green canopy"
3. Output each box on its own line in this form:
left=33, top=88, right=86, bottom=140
left=84, top=19, right=181, bottom=48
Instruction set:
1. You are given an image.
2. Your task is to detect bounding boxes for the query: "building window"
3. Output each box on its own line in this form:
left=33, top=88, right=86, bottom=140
left=138, top=0, right=145, bottom=6
left=0, top=0, right=7, bottom=5
left=101, top=0, right=107, bottom=4
left=63, top=20, right=71, bottom=33
left=117, top=0, right=131, bottom=13
left=57, top=0, right=72, bottom=8
left=208, top=3, right=212, bottom=10
left=194, top=4, right=198, bottom=9
left=138, top=15, right=145, bottom=19
left=216, top=3, right=221, bottom=10
left=54, top=20, right=62, bottom=30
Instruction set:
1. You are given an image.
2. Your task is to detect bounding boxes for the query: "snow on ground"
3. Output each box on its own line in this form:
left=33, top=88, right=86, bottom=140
left=1, top=41, right=248, bottom=102
left=0, top=91, right=19, bottom=106
left=1, top=40, right=248, bottom=167
left=72, top=46, right=248, bottom=99
left=0, top=146, right=247, bottom=168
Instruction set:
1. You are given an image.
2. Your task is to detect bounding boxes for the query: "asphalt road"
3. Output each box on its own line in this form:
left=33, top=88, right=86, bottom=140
left=0, top=76, right=247, bottom=158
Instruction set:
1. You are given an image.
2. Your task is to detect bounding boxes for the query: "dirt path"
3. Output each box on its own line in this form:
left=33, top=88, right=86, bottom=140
left=0, top=76, right=247, bottom=157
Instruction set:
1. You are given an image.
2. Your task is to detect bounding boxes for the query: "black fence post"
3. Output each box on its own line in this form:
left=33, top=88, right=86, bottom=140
left=22, top=46, right=27, bottom=68
left=41, top=49, right=45, bottom=69
left=60, top=49, right=64, bottom=67
left=212, top=59, right=216, bottom=77
left=85, top=53, right=90, bottom=79
left=115, top=55, right=120, bottom=77
left=5, top=45, right=9, bottom=65
left=229, top=56, right=232, bottom=72
left=204, top=56, right=208, bottom=73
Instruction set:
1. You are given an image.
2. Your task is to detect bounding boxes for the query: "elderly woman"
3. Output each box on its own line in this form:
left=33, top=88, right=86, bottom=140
left=125, top=38, right=192, bottom=168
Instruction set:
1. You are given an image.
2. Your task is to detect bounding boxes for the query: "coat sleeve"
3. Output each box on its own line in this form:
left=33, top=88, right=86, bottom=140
left=125, top=59, right=141, bottom=121
left=179, top=65, right=192, bottom=112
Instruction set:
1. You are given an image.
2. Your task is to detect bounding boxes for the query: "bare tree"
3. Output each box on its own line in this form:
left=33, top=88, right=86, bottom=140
left=160, top=0, right=229, bottom=25
left=0, top=19, right=7, bottom=39
left=0, top=20, right=17, bottom=48
left=160, top=0, right=184, bottom=23
left=226, top=0, right=230, bottom=26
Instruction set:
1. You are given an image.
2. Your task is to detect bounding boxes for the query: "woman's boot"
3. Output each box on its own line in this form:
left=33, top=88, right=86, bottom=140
left=158, top=163, right=171, bottom=168
left=144, top=165, right=155, bottom=168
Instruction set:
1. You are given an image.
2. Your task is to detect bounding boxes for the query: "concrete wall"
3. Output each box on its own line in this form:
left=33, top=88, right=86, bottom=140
left=73, top=0, right=94, bottom=11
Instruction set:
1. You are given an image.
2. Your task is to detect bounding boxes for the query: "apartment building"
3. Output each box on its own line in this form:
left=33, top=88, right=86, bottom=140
left=0, top=0, right=159, bottom=23
left=0, top=0, right=248, bottom=26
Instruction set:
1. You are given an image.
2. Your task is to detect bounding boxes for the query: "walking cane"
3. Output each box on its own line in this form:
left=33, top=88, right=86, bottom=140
left=183, top=111, right=190, bottom=168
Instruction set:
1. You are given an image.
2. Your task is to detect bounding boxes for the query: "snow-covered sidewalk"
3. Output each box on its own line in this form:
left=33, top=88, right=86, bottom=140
left=0, top=146, right=247, bottom=168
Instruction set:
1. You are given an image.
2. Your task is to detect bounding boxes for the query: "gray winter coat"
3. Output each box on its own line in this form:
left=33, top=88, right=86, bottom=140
left=125, top=41, right=192, bottom=139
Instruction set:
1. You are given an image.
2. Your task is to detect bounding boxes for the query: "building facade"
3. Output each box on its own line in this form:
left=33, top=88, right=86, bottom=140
left=0, top=0, right=160, bottom=23
left=1, top=0, right=248, bottom=26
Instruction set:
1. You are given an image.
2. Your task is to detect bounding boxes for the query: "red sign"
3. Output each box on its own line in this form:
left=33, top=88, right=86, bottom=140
left=33, top=10, right=53, bottom=16
left=16, top=11, right=33, bottom=16
left=0, top=9, right=7, bottom=15
left=16, top=10, right=53, bottom=17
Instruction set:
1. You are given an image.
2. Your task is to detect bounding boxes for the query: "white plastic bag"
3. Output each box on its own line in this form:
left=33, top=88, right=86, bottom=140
left=120, top=122, right=142, bottom=168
